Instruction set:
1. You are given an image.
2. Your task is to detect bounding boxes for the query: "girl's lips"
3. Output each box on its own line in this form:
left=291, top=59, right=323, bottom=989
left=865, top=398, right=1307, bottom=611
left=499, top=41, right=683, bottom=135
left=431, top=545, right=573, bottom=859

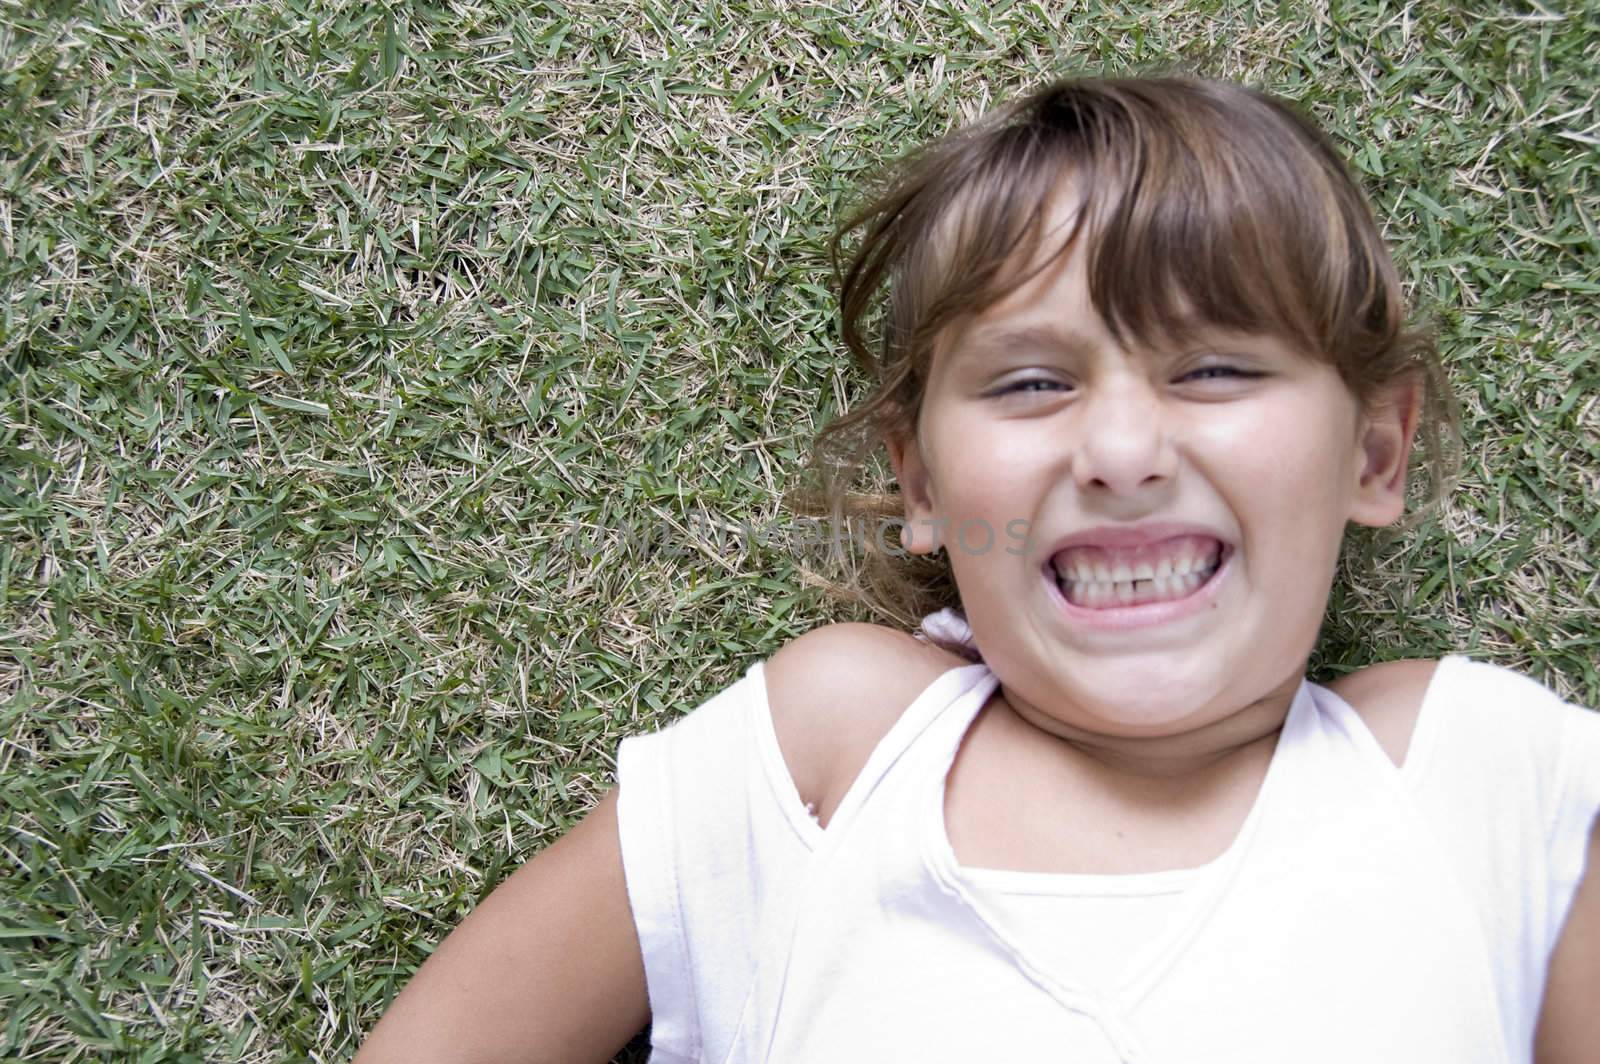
left=1041, top=545, right=1233, bottom=631
left=1039, top=522, right=1229, bottom=556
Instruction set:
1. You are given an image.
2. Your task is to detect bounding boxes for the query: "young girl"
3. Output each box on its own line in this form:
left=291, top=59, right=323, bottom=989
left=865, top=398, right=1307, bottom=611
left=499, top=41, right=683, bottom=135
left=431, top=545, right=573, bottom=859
left=355, top=77, right=1599, bottom=1064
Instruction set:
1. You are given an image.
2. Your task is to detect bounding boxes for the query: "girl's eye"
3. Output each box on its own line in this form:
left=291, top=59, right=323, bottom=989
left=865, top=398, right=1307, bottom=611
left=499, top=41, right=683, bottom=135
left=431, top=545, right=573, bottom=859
left=994, top=378, right=1069, bottom=396
left=1179, top=365, right=1257, bottom=383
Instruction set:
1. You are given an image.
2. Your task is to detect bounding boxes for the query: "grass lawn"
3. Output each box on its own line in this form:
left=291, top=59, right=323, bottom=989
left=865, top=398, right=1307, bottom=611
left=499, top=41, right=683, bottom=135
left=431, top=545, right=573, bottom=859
left=2, top=0, right=1597, bottom=1059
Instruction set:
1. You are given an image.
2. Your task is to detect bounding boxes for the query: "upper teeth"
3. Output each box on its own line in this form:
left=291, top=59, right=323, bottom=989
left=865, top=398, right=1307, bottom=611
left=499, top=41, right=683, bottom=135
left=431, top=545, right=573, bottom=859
left=1050, top=535, right=1224, bottom=588
left=1056, top=553, right=1213, bottom=583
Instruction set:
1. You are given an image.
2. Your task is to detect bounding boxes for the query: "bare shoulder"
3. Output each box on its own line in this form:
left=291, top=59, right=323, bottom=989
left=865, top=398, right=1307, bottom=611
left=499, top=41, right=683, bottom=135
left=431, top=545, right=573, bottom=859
left=765, top=622, right=971, bottom=827
left=1326, top=657, right=1441, bottom=770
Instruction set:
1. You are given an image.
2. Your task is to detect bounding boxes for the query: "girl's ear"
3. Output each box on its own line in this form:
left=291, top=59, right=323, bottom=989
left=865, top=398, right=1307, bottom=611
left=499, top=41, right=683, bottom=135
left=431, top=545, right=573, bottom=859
left=1349, top=373, right=1424, bottom=528
left=886, top=430, right=940, bottom=555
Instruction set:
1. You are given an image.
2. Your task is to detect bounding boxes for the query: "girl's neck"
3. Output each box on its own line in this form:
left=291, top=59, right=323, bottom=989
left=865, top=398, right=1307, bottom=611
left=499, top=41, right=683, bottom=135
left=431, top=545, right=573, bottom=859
left=998, top=671, right=1301, bottom=785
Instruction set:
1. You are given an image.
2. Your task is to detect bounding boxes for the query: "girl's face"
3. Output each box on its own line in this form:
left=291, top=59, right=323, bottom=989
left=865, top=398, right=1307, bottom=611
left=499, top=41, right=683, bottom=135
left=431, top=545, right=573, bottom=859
left=888, top=203, right=1417, bottom=741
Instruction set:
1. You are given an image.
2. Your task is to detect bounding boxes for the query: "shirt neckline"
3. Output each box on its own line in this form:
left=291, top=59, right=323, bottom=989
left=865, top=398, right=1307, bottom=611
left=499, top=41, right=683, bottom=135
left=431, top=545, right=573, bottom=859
left=957, top=860, right=1206, bottom=896
left=920, top=667, right=1315, bottom=1008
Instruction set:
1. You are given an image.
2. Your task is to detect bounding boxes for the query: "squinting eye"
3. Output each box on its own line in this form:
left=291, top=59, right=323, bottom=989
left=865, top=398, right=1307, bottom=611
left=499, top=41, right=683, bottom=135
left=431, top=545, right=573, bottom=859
left=1180, top=366, right=1256, bottom=383
left=994, top=378, right=1069, bottom=396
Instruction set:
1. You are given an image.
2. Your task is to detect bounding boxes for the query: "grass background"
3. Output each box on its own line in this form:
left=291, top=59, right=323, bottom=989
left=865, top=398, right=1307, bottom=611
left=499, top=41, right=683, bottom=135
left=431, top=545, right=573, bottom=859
left=2, top=0, right=1597, bottom=1059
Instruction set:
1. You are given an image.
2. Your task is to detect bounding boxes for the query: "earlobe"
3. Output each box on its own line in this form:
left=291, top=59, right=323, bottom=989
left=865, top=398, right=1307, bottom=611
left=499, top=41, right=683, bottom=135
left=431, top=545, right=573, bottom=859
left=886, top=431, right=940, bottom=555
left=1349, top=375, right=1423, bottom=527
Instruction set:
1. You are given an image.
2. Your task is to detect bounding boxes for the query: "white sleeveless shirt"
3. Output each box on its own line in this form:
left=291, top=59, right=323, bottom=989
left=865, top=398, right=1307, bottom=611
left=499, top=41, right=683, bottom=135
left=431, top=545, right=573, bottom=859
left=957, top=861, right=1201, bottom=992
left=615, top=630, right=1600, bottom=1064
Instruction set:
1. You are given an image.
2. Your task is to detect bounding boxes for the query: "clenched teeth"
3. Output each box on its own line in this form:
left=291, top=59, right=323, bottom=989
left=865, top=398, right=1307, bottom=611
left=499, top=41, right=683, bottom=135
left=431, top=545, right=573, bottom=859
left=1051, top=535, right=1224, bottom=609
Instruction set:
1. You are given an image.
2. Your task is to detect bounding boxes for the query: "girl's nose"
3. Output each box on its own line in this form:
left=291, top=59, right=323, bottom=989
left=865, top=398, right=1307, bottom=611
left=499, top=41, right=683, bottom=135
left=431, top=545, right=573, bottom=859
left=1069, top=379, right=1178, bottom=495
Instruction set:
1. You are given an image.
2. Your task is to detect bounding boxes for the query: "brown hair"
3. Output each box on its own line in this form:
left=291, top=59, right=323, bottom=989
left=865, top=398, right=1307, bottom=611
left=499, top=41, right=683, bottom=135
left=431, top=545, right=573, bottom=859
left=784, top=76, right=1460, bottom=629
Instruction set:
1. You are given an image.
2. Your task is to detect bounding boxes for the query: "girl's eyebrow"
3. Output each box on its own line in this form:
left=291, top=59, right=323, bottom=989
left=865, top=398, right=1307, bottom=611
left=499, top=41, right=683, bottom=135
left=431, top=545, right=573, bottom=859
left=953, top=324, right=1097, bottom=364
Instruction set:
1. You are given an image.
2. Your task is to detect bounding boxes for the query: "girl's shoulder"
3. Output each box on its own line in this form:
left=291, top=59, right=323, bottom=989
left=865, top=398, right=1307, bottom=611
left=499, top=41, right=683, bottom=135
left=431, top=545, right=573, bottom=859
left=1328, top=654, right=1598, bottom=772
left=764, top=622, right=972, bottom=828
left=1325, top=657, right=1441, bottom=770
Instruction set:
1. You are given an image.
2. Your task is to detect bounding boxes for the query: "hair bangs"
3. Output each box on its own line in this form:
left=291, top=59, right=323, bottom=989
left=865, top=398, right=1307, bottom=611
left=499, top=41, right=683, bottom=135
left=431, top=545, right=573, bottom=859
left=1075, top=83, right=1399, bottom=381
left=890, top=128, right=1080, bottom=379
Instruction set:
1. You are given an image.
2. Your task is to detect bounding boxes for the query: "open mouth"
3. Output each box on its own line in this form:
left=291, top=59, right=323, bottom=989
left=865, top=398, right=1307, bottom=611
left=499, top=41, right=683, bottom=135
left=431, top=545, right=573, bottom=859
left=1049, top=534, right=1226, bottom=609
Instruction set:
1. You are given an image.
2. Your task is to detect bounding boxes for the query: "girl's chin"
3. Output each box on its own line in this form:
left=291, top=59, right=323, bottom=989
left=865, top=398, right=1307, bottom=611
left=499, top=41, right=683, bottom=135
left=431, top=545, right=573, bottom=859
left=1026, top=668, right=1238, bottom=738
